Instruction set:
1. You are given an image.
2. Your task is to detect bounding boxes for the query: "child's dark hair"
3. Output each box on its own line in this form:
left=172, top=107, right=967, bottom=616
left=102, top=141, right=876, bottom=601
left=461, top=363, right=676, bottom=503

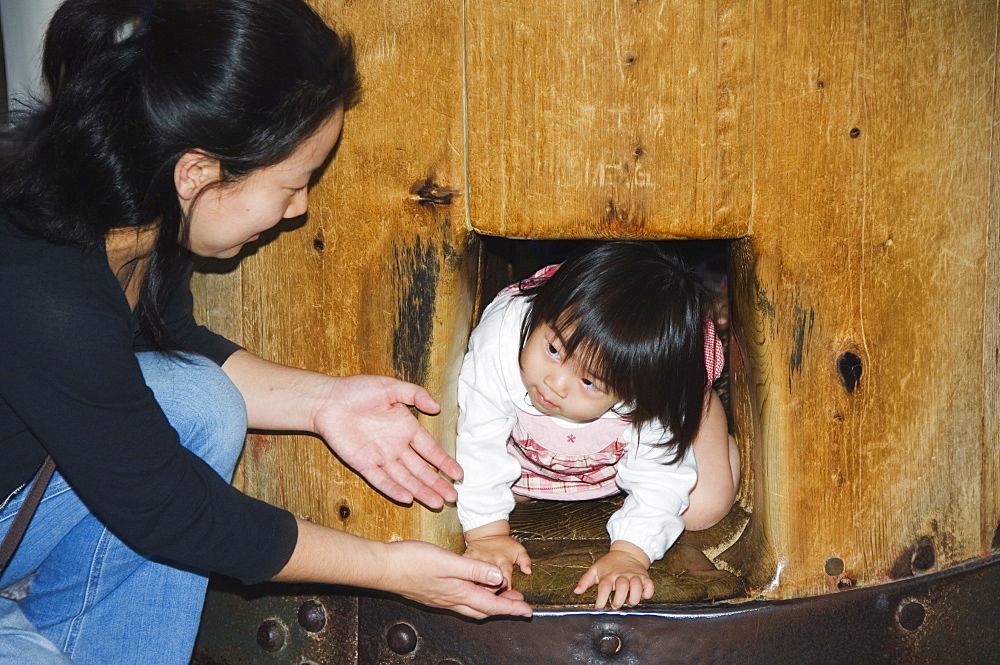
left=0, top=0, right=360, bottom=349
left=518, top=241, right=712, bottom=464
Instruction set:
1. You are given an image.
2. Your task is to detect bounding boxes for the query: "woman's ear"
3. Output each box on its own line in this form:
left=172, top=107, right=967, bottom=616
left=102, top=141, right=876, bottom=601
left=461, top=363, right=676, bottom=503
left=174, top=150, right=222, bottom=202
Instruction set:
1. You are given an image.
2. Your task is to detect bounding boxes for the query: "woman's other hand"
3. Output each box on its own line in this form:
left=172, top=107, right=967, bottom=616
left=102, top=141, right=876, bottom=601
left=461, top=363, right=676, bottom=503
left=383, top=540, right=532, bottom=620
left=462, top=520, right=531, bottom=591
left=276, top=519, right=532, bottom=620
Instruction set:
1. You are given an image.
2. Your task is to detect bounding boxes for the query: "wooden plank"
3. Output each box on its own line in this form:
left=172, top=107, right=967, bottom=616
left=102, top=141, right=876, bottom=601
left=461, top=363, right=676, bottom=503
left=859, top=0, right=995, bottom=582
left=746, top=0, right=997, bottom=599
left=985, top=13, right=1000, bottom=556
left=215, top=0, right=469, bottom=547
left=190, top=261, right=248, bottom=492
left=466, top=0, right=750, bottom=240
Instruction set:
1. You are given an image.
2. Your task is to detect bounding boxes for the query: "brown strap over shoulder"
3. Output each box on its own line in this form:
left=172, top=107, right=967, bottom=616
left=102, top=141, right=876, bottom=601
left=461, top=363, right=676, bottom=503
left=0, top=456, right=56, bottom=575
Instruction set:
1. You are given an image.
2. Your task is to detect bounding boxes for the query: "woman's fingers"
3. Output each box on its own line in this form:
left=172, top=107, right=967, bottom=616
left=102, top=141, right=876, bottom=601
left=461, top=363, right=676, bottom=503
left=393, top=381, right=441, bottom=416
left=399, top=448, right=457, bottom=506
left=459, top=586, right=532, bottom=618
left=357, top=463, right=413, bottom=504
left=409, top=426, right=463, bottom=482
left=498, top=588, right=525, bottom=602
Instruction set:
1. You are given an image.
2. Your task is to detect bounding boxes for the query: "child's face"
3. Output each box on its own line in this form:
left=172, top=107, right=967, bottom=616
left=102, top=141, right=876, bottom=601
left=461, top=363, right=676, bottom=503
left=519, top=323, right=619, bottom=422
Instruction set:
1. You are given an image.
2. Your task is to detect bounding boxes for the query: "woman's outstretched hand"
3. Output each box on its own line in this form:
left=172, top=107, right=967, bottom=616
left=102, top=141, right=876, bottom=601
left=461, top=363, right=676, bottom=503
left=311, top=374, right=461, bottom=508
left=224, top=351, right=461, bottom=508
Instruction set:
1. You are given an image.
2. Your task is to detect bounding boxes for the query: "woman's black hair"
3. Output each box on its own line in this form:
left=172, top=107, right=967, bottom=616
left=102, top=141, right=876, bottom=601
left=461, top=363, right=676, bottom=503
left=0, top=0, right=360, bottom=348
left=518, top=241, right=712, bottom=464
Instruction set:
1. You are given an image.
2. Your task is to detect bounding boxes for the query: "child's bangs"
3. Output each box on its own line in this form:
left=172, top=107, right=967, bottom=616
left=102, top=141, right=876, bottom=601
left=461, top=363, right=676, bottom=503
left=553, top=308, right=635, bottom=402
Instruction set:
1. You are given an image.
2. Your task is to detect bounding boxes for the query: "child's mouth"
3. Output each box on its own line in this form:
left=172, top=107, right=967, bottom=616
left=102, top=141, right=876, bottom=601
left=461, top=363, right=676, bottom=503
left=535, top=389, right=556, bottom=409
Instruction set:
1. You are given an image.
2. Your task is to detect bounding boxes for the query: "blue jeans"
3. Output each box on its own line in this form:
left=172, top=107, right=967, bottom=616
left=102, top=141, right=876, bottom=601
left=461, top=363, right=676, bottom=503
left=0, top=352, right=247, bottom=664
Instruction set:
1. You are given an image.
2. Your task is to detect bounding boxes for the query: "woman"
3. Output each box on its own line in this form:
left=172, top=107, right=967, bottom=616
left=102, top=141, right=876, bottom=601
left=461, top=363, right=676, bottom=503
left=0, top=1, right=530, bottom=663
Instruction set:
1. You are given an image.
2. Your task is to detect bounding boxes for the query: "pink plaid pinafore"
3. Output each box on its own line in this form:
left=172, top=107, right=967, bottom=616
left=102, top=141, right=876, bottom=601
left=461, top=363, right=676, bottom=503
left=502, top=263, right=726, bottom=500
left=508, top=409, right=631, bottom=499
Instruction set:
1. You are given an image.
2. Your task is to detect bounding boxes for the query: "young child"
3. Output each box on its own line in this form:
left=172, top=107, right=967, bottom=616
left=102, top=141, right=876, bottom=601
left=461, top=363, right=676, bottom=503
left=456, top=241, right=740, bottom=610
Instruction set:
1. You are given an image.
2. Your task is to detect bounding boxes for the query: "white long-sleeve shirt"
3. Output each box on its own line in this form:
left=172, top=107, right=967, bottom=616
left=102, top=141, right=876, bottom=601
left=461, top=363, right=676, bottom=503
left=454, top=288, right=698, bottom=563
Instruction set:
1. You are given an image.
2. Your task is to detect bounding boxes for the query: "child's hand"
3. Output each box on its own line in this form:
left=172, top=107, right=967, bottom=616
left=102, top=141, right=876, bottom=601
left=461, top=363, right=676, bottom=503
left=574, top=541, right=654, bottom=609
left=463, top=521, right=532, bottom=591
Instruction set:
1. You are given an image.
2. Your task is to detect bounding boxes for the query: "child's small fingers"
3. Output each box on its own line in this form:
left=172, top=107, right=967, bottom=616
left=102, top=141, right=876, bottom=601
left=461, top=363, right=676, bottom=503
left=573, top=570, right=596, bottom=595
left=499, top=562, right=516, bottom=590
left=627, top=578, right=645, bottom=607
left=515, top=552, right=532, bottom=575
left=642, top=577, right=655, bottom=599
left=610, top=578, right=630, bottom=609
left=594, top=580, right=613, bottom=609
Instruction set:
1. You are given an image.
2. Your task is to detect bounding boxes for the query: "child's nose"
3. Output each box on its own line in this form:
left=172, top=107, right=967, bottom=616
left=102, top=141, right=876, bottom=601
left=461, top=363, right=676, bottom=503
left=545, top=370, right=570, bottom=397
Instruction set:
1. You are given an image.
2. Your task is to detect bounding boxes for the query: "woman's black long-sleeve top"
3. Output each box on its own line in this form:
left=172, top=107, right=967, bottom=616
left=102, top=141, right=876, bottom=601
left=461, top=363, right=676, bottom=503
left=0, top=209, right=297, bottom=584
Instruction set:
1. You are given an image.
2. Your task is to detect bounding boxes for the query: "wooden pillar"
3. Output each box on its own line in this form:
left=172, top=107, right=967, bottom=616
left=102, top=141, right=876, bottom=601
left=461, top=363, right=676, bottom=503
left=739, top=0, right=999, bottom=598
left=194, top=0, right=471, bottom=550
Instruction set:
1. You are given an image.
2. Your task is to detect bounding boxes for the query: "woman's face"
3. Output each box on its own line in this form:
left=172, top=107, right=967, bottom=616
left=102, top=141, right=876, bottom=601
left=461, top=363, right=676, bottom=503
left=181, top=109, right=344, bottom=258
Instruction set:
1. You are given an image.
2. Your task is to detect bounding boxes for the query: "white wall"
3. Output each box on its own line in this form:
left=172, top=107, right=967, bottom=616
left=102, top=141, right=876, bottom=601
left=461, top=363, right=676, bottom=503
left=1, top=0, right=60, bottom=108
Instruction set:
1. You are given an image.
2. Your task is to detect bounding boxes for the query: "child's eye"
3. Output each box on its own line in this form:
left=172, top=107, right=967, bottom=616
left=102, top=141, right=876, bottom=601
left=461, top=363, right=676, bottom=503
left=581, top=378, right=603, bottom=393
left=546, top=342, right=561, bottom=360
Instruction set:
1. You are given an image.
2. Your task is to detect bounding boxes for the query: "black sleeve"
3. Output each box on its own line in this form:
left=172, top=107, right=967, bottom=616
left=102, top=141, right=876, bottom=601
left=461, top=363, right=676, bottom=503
left=134, top=260, right=243, bottom=366
left=0, top=243, right=296, bottom=584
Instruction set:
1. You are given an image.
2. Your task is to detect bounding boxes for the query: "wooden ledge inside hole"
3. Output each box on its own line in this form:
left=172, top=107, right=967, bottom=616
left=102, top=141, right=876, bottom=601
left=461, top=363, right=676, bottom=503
left=508, top=495, right=750, bottom=606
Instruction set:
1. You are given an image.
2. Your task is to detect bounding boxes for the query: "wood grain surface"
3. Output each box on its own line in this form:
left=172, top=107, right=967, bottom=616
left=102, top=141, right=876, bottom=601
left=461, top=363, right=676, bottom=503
left=466, top=0, right=751, bottom=240
left=191, top=0, right=1000, bottom=602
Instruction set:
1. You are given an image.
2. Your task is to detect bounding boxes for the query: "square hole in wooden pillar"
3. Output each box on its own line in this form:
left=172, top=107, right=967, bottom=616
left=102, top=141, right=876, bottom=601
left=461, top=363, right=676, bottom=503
left=467, top=236, right=751, bottom=606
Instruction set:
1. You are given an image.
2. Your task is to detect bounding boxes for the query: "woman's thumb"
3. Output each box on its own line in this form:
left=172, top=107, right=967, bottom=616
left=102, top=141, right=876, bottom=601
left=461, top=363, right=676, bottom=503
left=466, top=560, right=504, bottom=586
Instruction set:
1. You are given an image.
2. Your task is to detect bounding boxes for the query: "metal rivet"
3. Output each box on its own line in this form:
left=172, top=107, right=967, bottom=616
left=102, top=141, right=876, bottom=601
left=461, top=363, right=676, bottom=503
left=824, top=557, right=845, bottom=576
left=598, top=633, right=622, bottom=656
left=849, top=127, right=861, bottom=138
left=898, top=600, right=926, bottom=631
left=256, top=619, right=286, bottom=652
left=297, top=599, right=327, bottom=633
left=387, top=623, right=418, bottom=655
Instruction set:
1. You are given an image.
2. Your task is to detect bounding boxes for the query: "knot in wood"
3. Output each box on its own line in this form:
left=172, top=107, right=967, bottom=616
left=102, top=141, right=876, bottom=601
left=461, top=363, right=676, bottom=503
left=412, top=178, right=459, bottom=206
